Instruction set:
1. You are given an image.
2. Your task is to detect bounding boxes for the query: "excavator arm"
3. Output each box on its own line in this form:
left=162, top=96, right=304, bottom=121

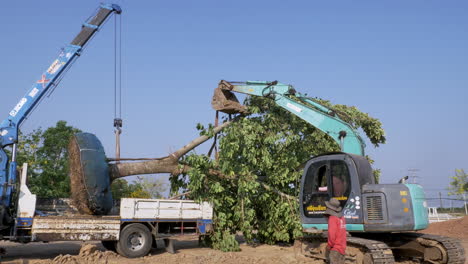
left=0, top=4, right=121, bottom=216
left=213, top=80, right=365, bottom=156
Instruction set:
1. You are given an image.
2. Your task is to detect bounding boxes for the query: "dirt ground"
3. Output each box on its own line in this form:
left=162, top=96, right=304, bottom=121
left=419, top=215, right=468, bottom=239
left=1, top=218, right=467, bottom=264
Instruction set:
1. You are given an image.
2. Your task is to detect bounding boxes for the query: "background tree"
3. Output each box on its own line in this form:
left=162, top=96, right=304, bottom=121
left=111, top=176, right=167, bottom=199
left=134, top=176, right=166, bottom=199
left=111, top=179, right=147, bottom=199
left=17, top=121, right=81, bottom=198
left=448, top=169, right=468, bottom=199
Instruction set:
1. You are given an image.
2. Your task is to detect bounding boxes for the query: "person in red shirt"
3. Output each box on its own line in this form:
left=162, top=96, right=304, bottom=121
left=325, top=198, right=346, bottom=264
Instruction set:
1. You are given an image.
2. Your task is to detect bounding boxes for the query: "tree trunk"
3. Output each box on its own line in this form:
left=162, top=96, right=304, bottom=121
left=108, top=119, right=234, bottom=180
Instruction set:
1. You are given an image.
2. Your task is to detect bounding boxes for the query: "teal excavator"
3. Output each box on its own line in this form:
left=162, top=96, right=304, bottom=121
left=212, top=80, right=465, bottom=264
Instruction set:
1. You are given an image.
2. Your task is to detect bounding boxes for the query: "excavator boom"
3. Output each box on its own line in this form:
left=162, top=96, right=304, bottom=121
left=212, top=80, right=365, bottom=156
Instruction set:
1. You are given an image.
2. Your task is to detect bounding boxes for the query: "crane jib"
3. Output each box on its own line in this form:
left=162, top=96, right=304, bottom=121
left=0, top=4, right=121, bottom=210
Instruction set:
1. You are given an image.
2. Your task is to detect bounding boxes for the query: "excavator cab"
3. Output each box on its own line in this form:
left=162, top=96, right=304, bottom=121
left=300, top=153, right=429, bottom=232
left=300, top=153, right=374, bottom=231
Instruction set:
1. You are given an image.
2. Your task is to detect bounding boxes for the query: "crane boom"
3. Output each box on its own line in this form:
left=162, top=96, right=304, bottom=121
left=215, top=80, right=365, bottom=156
left=0, top=4, right=121, bottom=217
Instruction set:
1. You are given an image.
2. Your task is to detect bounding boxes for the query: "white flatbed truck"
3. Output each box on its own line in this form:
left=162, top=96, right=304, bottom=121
left=12, top=164, right=213, bottom=258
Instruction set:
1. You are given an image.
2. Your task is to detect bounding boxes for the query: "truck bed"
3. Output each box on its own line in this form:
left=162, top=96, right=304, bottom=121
left=32, top=215, right=120, bottom=241
left=29, top=199, right=213, bottom=242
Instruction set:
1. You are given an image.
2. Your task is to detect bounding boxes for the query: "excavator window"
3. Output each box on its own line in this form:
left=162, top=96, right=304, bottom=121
left=330, top=160, right=351, bottom=207
left=302, top=159, right=352, bottom=218
left=316, top=165, right=328, bottom=192
left=302, top=161, right=330, bottom=218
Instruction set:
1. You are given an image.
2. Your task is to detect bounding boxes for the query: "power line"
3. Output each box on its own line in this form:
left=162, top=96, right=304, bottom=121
left=407, top=168, right=420, bottom=184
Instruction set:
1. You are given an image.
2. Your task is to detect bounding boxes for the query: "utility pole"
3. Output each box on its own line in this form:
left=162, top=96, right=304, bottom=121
left=439, top=192, right=443, bottom=208
left=463, top=193, right=468, bottom=215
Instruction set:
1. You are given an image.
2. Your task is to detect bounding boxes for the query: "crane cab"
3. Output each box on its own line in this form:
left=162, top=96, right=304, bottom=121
left=300, top=153, right=429, bottom=232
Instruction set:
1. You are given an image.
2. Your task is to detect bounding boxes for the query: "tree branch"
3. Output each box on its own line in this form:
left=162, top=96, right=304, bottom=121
left=258, top=181, right=298, bottom=202
left=171, top=119, right=235, bottom=160
left=109, top=119, right=236, bottom=180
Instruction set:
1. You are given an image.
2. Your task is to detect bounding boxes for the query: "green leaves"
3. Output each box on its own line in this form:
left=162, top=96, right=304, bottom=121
left=448, top=169, right=468, bottom=198
left=174, top=95, right=385, bottom=251
left=17, top=121, right=81, bottom=198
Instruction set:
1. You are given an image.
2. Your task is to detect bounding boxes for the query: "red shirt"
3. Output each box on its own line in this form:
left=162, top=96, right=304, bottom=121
left=327, top=215, right=347, bottom=255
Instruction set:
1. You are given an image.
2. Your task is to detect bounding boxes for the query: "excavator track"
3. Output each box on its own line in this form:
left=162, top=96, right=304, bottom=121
left=354, top=232, right=466, bottom=264
left=295, top=234, right=395, bottom=263
left=398, top=233, right=465, bottom=264
left=347, top=236, right=395, bottom=263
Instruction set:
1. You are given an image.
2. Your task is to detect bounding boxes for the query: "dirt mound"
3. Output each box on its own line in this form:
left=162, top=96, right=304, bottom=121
left=420, top=216, right=468, bottom=239
left=36, top=243, right=119, bottom=264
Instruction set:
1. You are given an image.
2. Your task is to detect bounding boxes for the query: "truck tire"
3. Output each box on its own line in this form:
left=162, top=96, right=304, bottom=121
left=101, top=240, right=116, bottom=252
left=116, top=223, right=152, bottom=258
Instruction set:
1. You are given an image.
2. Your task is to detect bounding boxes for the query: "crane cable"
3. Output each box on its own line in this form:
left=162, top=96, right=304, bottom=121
left=113, top=13, right=123, bottom=163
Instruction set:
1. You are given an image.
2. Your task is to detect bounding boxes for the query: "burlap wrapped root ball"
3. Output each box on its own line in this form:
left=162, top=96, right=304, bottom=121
left=68, top=133, right=113, bottom=215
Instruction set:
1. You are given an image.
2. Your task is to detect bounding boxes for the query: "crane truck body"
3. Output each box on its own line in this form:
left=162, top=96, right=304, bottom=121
left=16, top=163, right=213, bottom=258
left=0, top=3, right=122, bottom=232
left=0, top=4, right=213, bottom=259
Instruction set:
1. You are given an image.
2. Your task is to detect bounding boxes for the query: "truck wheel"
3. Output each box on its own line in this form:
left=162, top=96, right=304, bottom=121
left=116, top=223, right=152, bottom=258
left=101, top=240, right=116, bottom=252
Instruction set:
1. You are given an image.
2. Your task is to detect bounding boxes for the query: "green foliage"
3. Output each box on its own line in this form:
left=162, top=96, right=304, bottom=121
left=111, top=179, right=147, bottom=199
left=315, top=99, right=386, bottom=147
left=448, top=169, right=468, bottom=198
left=172, top=96, right=385, bottom=251
left=112, top=176, right=166, bottom=199
left=134, top=176, right=166, bottom=199
left=17, top=121, right=81, bottom=198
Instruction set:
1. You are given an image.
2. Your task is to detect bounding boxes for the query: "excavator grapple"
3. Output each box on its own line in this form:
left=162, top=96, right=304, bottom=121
left=211, top=82, right=248, bottom=115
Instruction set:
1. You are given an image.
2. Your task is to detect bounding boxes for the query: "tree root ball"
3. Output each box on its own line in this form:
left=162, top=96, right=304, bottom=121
left=69, top=133, right=113, bottom=215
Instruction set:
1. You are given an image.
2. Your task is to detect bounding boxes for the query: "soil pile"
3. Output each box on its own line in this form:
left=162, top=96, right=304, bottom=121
left=36, top=244, right=119, bottom=264
left=420, top=216, right=468, bottom=239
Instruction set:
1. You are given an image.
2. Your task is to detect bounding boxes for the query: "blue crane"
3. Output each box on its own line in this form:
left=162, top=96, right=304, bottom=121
left=0, top=4, right=121, bottom=230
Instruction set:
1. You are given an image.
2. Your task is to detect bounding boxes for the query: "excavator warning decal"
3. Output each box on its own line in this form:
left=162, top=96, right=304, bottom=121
left=286, top=103, right=302, bottom=113
left=306, top=205, right=326, bottom=214
left=333, top=196, right=348, bottom=201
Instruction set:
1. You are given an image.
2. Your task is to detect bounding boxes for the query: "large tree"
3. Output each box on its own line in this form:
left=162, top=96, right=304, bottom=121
left=109, top=95, right=385, bottom=251
left=16, top=121, right=167, bottom=199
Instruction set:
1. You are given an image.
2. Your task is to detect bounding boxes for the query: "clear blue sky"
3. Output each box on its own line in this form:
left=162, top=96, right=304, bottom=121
left=0, top=0, right=466, bottom=206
